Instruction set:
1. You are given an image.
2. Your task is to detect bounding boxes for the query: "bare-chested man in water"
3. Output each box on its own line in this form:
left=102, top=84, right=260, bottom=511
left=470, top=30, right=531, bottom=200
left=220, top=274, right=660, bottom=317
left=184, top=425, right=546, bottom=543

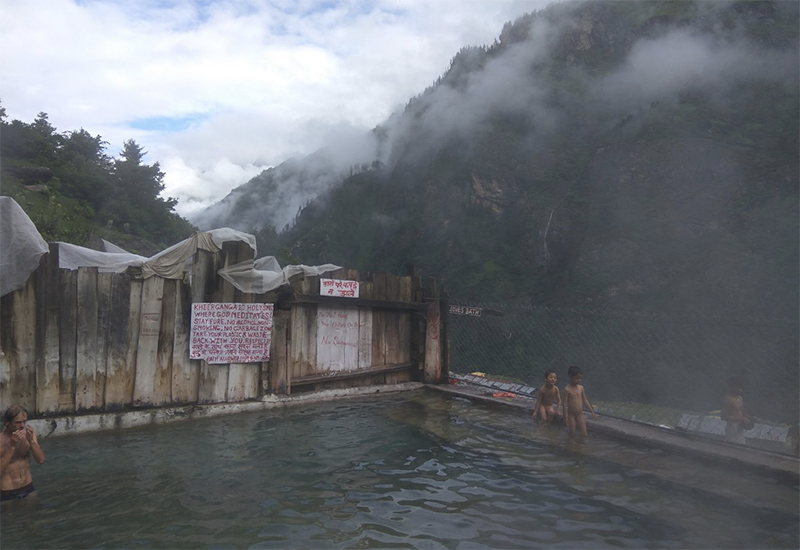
left=563, top=366, right=597, bottom=437
left=1, top=405, right=45, bottom=502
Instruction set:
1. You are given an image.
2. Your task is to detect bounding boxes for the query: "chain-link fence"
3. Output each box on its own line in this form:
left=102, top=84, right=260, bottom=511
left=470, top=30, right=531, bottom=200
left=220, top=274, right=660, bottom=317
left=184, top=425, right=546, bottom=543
left=448, top=301, right=799, bottom=456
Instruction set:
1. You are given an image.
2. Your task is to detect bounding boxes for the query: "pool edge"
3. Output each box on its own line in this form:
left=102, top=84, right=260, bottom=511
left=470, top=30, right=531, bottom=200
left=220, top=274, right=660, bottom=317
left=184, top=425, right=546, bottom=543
left=427, top=383, right=800, bottom=481
left=28, top=382, right=425, bottom=439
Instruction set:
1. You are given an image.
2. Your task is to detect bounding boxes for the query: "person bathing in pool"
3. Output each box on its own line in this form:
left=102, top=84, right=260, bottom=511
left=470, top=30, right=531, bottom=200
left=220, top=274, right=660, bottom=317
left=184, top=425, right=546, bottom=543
left=532, top=370, right=562, bottom=425
left=563, top=366, right=597, bottom=438
left=1, top=405, right=46, bottom=503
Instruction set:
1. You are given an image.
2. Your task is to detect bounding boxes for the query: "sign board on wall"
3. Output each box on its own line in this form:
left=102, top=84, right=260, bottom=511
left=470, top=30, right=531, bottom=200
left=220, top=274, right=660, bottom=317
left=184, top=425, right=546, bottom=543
left=449, top=305, right=482, bottom=317
left=320, top=278, right=359, bottom=298
left=316, top=304, right=370, bottom=372
left=189, top=303, right=274, bottom=364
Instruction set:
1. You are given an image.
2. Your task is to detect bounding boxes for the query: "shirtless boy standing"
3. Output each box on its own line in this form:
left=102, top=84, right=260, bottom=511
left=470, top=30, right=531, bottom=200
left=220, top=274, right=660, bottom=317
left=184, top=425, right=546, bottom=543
left=1, top=405, right=46, bottom=502
left=532, top=370, right=562, bottom=424
left=720, top=376, right=753, bottom=445
left=563, top=366, right=597, bottom=437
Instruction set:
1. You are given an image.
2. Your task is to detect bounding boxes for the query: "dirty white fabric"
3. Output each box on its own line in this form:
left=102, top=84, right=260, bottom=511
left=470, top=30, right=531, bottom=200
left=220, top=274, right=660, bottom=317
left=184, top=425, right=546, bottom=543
left=1, top=196, right=340, bottom=297
left=56, top=228, right=254, bottom=277
left=0, top=197, right=50, bottom=296
left=138, top=228, right=254, bottom=280
left=57, top=242, right=148, bottom=273
left=219, top=257, right=341, bottom=294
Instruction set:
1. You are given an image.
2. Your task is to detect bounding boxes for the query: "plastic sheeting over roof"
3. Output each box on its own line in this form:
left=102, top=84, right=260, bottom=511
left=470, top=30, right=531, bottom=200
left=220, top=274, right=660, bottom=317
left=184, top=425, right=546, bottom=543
left=1, top=196, right=340, bottom=297
left=1, top=196, right=50, bottom=297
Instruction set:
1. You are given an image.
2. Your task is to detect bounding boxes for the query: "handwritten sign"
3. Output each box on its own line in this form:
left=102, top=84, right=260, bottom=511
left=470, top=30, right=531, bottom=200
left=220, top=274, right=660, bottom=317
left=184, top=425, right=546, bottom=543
left=449, top=305, right=482, bottom=317
left=316, top=304, right=370, bottom=372
left=140, top=312, right=161, bottom=336
left=190, top=303, right=274, bottom=364
left=320, top=278, right=359, bottom=298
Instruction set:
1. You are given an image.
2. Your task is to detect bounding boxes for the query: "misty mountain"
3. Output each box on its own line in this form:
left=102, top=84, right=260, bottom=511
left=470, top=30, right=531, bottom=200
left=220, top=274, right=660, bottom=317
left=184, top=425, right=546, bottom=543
left=192, top=0, right=799, bottom=317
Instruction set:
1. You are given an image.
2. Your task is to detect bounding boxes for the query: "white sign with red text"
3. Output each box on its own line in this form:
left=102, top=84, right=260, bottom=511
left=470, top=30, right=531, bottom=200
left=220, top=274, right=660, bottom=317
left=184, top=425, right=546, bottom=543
left=190, top=303, right=274, bottom=364
left=320, top=278, right=359, bottom=298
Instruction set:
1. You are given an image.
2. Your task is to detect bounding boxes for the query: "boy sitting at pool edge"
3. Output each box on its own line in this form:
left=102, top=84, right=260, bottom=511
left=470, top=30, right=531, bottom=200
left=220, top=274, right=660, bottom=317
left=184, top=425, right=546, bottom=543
left=563, top=366, right=597, bottom=437
left=532, top=370, right=562, bottom=424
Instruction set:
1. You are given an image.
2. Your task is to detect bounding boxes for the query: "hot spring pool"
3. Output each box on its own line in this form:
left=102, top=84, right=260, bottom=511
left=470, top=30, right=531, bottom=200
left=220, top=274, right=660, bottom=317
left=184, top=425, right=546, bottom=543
left=2, top=389, right=798, bottom=549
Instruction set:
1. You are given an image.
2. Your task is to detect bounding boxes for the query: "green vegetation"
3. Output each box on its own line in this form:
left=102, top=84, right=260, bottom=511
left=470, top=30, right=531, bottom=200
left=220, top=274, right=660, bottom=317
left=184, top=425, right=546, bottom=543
left=0, top=107, right=195, bottom=255
left=271, top=0, right=798, bottom=319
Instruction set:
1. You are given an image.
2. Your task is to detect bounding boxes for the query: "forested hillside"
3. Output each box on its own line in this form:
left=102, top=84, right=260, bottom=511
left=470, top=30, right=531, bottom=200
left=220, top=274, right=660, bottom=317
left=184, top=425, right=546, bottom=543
left=0, top=107, right=195, bottom=255
left=197, top=0, right=798, bottom=318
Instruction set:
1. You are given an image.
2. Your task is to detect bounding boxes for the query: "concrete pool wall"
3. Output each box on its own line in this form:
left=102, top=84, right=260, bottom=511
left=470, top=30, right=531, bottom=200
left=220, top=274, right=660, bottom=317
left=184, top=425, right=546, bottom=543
left=24, top=382, right=425, bottom=438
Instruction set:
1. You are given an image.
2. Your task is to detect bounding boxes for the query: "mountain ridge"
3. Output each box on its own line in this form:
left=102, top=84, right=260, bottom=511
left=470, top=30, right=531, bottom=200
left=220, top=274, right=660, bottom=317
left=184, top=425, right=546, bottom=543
left=192, top=0, right=799, bottom=318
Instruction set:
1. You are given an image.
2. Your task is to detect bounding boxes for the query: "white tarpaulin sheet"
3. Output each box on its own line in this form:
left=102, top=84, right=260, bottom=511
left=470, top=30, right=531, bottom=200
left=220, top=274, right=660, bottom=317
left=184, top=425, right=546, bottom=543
left=1, top=196, right=340, bottom=297
left=0, top=196, right=50, bottom=297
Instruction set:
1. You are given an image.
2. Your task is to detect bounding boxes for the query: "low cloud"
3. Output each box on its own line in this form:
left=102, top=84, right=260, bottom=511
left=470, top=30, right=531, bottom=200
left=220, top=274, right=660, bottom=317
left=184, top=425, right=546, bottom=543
left=0, top=0, right=554, bottom=217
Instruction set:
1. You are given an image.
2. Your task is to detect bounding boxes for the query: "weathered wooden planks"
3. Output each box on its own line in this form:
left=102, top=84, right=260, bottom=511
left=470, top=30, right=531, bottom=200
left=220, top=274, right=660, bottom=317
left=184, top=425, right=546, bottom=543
left=171, top=277, right=198, bottom=404
left=1, top=234, right=443, bottom=414
left=0, top=274, right=37, bottom=413
left=269, top=311, right=289, bottom=395
left=133, top=275, right=164, bottom=407
left=152, top=278, right=177, bottom=406
left=35, top=245, right=60, bottom=414
left=372, top=273, right=387, bottom=367
left=96, top=272, right=114, bottom=408
left=423, top=278, right=442, bottom=384
left=76, top=267, right=99, bottom=412
left=384, top=274, right=401, bottom=365
left=105, top=274, right=135, bottom=409
left=58, top=269, right=77, bottom=412
left=289, top=304, right=317, bottom=378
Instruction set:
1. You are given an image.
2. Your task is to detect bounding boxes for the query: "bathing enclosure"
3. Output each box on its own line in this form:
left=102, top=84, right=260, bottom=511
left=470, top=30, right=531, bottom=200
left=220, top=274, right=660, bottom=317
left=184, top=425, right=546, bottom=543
left=0, top=238, right=449, bottom=418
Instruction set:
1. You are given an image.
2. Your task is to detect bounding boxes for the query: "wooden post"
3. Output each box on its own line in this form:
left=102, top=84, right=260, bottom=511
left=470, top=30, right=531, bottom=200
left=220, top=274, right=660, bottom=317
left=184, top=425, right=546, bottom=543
left=58, top=269, right=77, bottom=412
left=423, top=278, right=442, bottom=384
left=76, top=267, right=99, bottom=412
left=407, top=265, right=425, bottom=381
left=398, top=276, right=412, bottom=365
left=36, top=244, right=60, bottom=414
left=171, top=276, right=198, bottom=404
left=269, top=312, right=289, bottom=395
left=133, top=275, right=164, bottom=407
left=152, top=278, right=176, bottom=406
left=385, top=274, right=400, bottom=364
left=105, top=273, right=135, bottom=410
left=289, top=304, right=316, bottom=379
left=372, top=273, right=387, bottom=366
left=440, top=285, right=450, bottom=382
left=0, top=274, right=37, bottom=413
left=96, top=272, right=112, bottom=409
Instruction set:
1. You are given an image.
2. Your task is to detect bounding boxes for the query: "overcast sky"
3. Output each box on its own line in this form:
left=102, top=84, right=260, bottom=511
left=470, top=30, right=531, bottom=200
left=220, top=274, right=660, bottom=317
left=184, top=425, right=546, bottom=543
left=1, top=0, right=553, bottom=218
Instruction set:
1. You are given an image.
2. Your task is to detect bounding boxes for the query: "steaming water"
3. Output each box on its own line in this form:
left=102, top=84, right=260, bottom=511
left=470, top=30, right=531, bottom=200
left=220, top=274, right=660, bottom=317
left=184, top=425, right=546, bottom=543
left=2, top=390, right=797, bottom=549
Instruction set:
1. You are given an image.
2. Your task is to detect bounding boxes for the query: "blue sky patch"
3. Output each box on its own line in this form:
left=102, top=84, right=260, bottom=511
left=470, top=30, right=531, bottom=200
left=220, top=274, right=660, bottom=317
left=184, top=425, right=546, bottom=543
left=128, top=113, right=207, bottom=133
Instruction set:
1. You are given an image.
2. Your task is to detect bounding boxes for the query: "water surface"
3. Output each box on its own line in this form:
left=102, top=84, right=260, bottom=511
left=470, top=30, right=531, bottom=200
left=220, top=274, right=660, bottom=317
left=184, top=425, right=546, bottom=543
left=2, top=390, right=797, bottom=549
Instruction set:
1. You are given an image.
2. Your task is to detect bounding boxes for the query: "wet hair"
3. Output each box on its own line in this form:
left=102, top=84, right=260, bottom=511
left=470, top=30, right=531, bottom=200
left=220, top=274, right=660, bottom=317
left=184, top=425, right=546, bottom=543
left=4, top=405, right=28, bottom=425
left=567, top=366, right=583, bottom=377
left=544, top=370, right=556, bottom=378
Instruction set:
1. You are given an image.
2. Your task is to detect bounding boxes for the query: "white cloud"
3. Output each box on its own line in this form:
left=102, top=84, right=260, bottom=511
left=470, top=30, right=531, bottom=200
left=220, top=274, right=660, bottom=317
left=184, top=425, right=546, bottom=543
left=0, top=0, right=553, bottom=217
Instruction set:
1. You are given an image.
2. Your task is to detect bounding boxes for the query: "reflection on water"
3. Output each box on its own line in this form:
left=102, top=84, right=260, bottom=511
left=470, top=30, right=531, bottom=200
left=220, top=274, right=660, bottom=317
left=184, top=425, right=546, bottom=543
left=2, top=390, right=798, bottom=549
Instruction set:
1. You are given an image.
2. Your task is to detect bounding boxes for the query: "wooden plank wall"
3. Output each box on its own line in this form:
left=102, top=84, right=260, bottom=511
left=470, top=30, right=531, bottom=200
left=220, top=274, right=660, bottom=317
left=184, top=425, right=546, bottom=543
left=0, top=243, right=445, bottom=416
